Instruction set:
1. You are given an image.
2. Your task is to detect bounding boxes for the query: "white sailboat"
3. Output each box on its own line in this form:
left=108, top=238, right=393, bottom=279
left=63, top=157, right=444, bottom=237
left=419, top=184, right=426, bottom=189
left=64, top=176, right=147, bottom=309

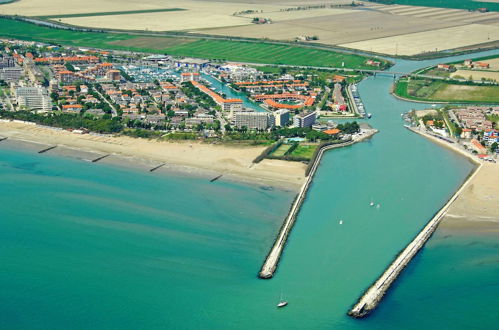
left=277, top=291, right=288, bottom=308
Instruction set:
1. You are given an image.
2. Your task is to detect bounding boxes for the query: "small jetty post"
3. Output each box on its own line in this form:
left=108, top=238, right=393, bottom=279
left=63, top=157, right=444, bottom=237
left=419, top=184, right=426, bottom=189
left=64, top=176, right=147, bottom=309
left=91, top=154, right=110, bottom=163
left=149, top=163, right=166, bottom=172
left=348, top=163, right=483, bottom=318
left=38, top=146, right=57, bottom=154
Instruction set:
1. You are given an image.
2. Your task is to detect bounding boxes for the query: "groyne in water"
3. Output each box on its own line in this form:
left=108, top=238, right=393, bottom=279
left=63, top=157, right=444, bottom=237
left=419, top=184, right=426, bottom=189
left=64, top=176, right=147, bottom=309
left=91, top=154, right=110, bottom=163
left=348, top=142, right=482, bottom=318
left=258, top=136, right=366, bottom=279
left=38, top=146, right=56, bottom=154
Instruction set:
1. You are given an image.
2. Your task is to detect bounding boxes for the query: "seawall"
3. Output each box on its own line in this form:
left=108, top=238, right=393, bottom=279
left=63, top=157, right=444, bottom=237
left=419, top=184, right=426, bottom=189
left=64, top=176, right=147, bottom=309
left=259, top=130, right=377, bottom=279
left=348, top=127, right=482, bottom=318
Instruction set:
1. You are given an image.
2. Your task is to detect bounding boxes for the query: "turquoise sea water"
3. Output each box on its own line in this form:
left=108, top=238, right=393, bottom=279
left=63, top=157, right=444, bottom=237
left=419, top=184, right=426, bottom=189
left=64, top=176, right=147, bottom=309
left=1, top=49, right=499, bottom=329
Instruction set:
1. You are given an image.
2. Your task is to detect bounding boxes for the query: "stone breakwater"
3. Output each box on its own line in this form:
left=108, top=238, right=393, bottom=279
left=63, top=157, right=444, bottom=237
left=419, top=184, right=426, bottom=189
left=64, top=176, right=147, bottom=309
left=259, top=130, right=377, bottom=279
left=348, top=130, right=482, bottom=318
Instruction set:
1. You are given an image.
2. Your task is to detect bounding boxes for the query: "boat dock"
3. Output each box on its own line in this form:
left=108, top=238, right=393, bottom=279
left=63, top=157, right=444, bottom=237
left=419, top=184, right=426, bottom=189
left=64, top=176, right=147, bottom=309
left=348, top=162, right=482, bottom=318
left=259, top=140, right=354, bottom=279
left=347, top=84, right=366, bottom=118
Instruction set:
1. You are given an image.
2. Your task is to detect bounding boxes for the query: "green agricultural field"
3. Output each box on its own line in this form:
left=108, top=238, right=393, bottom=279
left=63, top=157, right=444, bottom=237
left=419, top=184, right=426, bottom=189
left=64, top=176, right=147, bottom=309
left=289, top=144, right=318, bottom=159
left=0, top=17, right=386, bottom=69
left=165, top=40, right=383, bottom=69
left=395, top=78, right=499, bottom=103
left=271, top=143, right=293, bottom=157
left=371, top=0, right=499, bottom=12
left=38, top=9, right=185, bottom=19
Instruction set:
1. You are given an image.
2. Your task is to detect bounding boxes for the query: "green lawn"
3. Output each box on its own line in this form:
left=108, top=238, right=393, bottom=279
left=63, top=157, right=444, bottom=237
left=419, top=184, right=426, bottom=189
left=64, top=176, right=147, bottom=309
left=395, top=78, right=499, bottom=103
left=289, top=144, right=318, bottom=159
left=271, top=143, right=293, bottom=157
left=38, top=8, right=185, bottom=19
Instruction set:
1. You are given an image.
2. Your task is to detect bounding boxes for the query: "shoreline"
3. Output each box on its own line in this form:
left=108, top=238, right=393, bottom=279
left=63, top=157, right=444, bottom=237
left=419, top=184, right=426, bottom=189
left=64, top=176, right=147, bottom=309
left=404, top=125, right=481, bottom=164
left=0, top=121, right=307, bottom=191
left=349, top=153, right=483, bottom=318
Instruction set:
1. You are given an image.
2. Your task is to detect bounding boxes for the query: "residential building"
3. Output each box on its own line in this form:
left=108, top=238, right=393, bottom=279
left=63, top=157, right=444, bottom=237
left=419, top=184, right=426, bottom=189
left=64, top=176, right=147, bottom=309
left=274, top=109, right=290, bottom=127
left=14, top=86, right=51, bottom=111
left=0, top=67, right=23, bottom=82
left=293, top=111, right=317, bottom=128
left=180, top=72, right=200, bottom=82
left=233, top=112, right=272, bottom=130
left=105, top=69, right=121, bottom=81
left=0, top=56, right=15, bottom=69
left=470, top=138, right=487, bottom=154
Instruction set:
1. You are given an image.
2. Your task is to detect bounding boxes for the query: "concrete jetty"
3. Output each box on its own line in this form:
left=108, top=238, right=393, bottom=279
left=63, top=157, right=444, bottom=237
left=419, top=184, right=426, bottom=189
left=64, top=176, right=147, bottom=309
left=259, top=140, right=356, bottom=279
left=38, top=146, right=57, bottom=154
left=91, top=154, right=110, bottom=163
left=149, top=163, right=166, bottom=172
left=348, top=163, right=482, bottom=318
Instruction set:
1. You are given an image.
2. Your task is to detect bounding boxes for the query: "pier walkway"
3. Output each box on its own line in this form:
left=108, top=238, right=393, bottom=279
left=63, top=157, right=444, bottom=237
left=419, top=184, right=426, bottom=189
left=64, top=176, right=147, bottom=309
left=348, top=162, right=482, bottom=318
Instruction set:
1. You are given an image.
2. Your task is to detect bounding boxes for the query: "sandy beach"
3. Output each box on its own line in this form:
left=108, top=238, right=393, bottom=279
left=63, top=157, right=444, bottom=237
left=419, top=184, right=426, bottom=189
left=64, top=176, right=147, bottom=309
left=0, top=121, right=306, bottom=190
left=406, top=125, right=499, bottom=235
left=440, top=162, right=499, bottom=235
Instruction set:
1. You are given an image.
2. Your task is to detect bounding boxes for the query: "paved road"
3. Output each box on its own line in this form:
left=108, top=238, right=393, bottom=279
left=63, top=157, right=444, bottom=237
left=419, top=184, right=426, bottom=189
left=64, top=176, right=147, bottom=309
left=95, top=89, right=118, bottom=117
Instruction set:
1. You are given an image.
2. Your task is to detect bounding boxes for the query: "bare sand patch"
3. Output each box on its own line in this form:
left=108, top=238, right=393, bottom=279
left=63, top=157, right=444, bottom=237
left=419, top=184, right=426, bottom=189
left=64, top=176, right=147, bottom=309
left=339, top=24, right=499, bottom=55
left=0, top=121, right=306, bottom=190
left=440, top=163, right=499, bottom=235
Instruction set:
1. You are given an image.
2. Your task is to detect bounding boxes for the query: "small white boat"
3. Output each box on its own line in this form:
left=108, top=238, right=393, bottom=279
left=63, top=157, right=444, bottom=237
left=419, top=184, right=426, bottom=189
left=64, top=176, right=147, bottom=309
left=339, top=220, right=343, bottom=225
left=277, top=292, right=288, bottom=308
left=277, top=301, right=288, bottom=308
left=370, top=199, right=374, bottom=207
left=367, top=113, right=372, bottom=118
left=376, top=204, right=381, bottom=209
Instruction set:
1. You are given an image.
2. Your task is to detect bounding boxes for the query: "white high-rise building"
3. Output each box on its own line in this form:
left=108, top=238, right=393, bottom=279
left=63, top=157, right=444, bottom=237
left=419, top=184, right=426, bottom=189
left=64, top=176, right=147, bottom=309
left=233, top=112, right=272, bottom=130
left=14, top=86, right=52, bottom=112
left=293, top=111, right=316, bottom=128
left=274, top=109, right=290, bottom=127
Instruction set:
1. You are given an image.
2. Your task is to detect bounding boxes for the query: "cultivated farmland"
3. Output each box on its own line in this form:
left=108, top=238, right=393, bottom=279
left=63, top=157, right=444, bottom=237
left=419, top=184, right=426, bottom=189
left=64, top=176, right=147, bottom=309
left=1, top=0, right=498, bottom=56
left=339, top=24, right=499, bottom=56
left=0, top=18, right=385, bottom=70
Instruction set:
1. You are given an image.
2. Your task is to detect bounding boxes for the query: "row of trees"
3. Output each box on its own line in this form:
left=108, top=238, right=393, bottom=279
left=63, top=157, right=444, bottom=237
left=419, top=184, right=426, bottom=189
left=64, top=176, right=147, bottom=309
left=0, top=110, right=122, bottom=133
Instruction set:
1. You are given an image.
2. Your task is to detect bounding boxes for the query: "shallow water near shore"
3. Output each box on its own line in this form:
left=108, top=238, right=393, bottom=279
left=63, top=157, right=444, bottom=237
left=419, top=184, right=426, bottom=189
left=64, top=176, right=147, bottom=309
left=1, top=49, right=499, bottom=329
